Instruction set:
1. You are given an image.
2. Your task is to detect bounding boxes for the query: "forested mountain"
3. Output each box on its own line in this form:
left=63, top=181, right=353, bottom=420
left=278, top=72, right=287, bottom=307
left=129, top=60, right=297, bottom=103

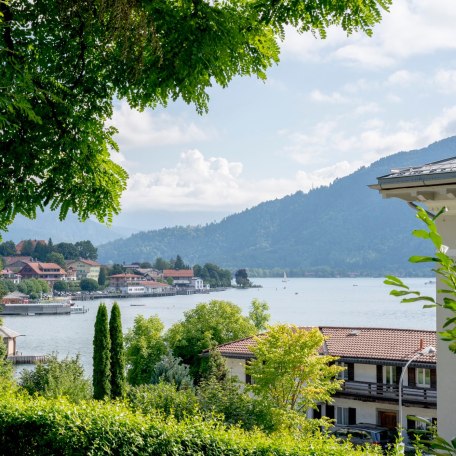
left=98, top=137, right=456, bottom=276
left=2, top=211, right=132, bottom=245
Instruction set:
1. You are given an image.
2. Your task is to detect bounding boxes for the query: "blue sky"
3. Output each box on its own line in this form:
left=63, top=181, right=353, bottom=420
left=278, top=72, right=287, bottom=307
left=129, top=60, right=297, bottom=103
left=109, top=0, right=456, bottom=230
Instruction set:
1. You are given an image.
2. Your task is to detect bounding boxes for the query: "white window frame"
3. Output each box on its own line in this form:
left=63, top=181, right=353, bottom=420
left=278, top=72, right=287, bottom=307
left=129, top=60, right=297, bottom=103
left=384, top=366, right=397, bottom=385
left=337, top=362, right=348, bottom=380
left=336, top=406, right=350, bottom=425
left=416, top=368, right=431, bottom=388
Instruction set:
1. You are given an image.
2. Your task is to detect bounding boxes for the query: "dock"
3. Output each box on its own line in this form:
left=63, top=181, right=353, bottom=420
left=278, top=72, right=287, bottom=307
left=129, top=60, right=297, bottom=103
left=7, top=355, right=48, bottom=364
left=0, top=303, right=71, bottom=316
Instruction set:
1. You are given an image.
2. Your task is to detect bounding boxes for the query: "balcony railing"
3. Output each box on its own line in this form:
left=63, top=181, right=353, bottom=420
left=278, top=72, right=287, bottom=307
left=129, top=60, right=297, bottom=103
left=337, top=380, right=436, bottom=405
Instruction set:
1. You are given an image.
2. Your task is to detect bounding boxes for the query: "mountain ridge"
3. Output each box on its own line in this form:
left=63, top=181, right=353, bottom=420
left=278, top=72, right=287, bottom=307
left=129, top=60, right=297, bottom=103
left=97, top=137, right=456, bottom=275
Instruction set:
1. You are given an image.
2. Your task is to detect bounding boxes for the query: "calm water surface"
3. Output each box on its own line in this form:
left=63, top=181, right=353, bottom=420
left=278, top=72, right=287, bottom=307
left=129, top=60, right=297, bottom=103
left=4, top=278, right=436, bottom=374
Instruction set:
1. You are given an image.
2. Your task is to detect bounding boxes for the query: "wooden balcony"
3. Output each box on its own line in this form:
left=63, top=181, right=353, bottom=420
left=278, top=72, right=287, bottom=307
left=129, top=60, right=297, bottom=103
left=336, top=380, right=436, bottom=407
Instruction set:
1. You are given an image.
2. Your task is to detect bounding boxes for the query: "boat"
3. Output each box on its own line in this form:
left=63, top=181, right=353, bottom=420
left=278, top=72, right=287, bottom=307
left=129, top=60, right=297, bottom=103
left=282, top=272, right=287, bottom=283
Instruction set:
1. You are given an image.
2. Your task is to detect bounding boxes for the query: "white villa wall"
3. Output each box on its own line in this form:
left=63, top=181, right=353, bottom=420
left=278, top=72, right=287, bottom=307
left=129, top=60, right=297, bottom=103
left=331, top=397, right=436, bottom=428
left=354, top=364, right=376, bottom=382
left=225, top=358, right=247, bottom=383
left=434, top=213, right=456, bottom=440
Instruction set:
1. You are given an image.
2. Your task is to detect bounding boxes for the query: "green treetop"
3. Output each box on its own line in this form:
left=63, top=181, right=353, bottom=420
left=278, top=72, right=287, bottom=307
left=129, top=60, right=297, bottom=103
left=109, top=302, right=126, bottom=398
left=166, top=300, right=256, bottom=381
left=93, top=303, right=111, bottom=399
left=247, top=325, right=344, bottom=413
left=0, top=0, right=390, bottom=235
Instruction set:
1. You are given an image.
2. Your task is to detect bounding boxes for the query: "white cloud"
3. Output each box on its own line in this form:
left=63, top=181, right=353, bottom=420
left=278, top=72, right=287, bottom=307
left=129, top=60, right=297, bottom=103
left=434, top=69, right=456, bottom=93
left=120, top=149, right=361, bottom=212
left=310, top=89, right=348, bottom=103
left=110, top=102, right=212, bottom=149
left=281, top=0, right=456, bottom=68
left=387, top=70, right=421, bottom=86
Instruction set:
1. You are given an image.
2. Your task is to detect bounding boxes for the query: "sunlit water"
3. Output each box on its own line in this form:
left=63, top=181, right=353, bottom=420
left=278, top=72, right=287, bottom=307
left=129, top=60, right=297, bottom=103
left=3, top=278, right=436, bottom=374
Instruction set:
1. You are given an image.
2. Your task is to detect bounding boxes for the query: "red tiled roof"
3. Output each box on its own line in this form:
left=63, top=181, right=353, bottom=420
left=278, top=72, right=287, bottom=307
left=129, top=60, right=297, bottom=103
left=109, top=273, right=143, bottom=279
left=142, top=281, right=170, bottom=288
left=163, top=269, right=193, bottom=278
left=214, top=327, right=437, bottom=364
left=4, top=256, right=33, bottom=265
left=16, top=239, right=46, bottom=254
left=67, top=259, right=100, bottom=267
left=20, top=262, right=66, bottom=275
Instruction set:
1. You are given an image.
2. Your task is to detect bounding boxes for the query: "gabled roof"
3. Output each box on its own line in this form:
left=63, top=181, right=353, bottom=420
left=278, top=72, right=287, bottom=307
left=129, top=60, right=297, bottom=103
left=163, top=269, right=193, bottom=278
left=109, top=273, right=143, bottom=279
left=16, top=239, right=46, bottom=254
left=0, top=326, right=22, bottom=338
left=67, top=259, right=100, bottom=267
left=142, top=281, right=170, bottom=288
left=20, top=262, right=65, bottom=275
left=4, top=256, right=33, bottom=265
left=3, top=291, right=29, bottom=300
left=213, top=326, right=437, bottom=364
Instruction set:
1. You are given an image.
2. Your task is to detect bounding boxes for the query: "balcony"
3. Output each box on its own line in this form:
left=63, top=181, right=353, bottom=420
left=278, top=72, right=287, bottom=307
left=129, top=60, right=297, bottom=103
left=337, top=380, right=436, bottom=407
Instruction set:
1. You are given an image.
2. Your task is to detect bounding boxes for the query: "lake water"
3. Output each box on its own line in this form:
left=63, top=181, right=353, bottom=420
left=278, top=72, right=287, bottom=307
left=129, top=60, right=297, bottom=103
left=3, top=277, right=436, bottom=374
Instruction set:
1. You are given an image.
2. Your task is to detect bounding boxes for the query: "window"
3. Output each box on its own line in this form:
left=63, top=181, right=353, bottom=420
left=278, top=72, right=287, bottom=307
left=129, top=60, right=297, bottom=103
left=416, top=368, right=431, bottom=388
left=337, top=407, right=350, bottom=425
left=384, top=366, right=397, bottom=384
left=337, top=362, right=348, bottom=380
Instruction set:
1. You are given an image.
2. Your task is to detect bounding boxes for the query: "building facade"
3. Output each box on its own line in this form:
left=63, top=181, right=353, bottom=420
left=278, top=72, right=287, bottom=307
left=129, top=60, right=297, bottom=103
left=215, top=327, right=437, bottom=434
left=65, top=259, right=100, bottom=281
left=18, top=262, right=66, bottom=286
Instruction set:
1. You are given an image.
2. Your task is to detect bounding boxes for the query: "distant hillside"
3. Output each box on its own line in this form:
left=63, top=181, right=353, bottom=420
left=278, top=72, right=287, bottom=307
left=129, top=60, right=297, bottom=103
left=98, top=137, right=456, bottom=276
left=2, top=211, right=132, bottom=245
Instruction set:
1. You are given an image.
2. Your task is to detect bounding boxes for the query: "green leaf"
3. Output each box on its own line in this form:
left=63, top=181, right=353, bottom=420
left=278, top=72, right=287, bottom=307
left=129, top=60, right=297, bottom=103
left=401, top=296, right=435, bottom=304
left=412, top=229, right=430, bottom=239
left=409, top=256, right=440, bottom=264
left=389, top=290, right=420, bottom=297
left=383, top=276, right=409, bottom=289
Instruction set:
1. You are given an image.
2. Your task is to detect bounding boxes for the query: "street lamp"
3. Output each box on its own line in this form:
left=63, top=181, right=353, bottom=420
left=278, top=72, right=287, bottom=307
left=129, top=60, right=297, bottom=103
left=398, top=345, right=436, bottom=454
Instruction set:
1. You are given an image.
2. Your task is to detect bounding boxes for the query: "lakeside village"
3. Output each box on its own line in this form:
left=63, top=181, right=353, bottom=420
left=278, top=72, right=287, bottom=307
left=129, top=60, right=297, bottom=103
left=0, top=242, right=443, bottom=451
left=0, top=239, right=249, bottom=317
left=2, top=159, right=456, bottom=453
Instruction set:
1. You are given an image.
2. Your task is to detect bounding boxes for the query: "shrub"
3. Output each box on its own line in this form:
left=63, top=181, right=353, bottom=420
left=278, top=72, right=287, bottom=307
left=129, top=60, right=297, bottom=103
left=19, top=354, right=91, bottom=402
left=0, top=391, right=381, bottom=455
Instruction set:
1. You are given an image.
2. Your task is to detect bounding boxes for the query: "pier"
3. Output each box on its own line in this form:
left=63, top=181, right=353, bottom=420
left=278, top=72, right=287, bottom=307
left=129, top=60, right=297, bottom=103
left=7, top=355, right=48, bottom=364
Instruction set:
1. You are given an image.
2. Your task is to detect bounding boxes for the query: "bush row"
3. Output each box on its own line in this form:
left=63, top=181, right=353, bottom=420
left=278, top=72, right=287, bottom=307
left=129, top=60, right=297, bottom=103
left=0, top=391, right=380, bottom=456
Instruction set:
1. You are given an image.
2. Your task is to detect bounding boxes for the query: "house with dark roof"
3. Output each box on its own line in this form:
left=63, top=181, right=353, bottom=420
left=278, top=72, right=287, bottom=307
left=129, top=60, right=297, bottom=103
left=211, top=327, right=437, bottom=434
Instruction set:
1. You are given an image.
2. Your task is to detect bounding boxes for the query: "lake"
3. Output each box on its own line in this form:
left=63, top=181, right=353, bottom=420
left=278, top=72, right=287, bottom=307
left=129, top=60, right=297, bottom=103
left=3, top=277, right=436, bottom=374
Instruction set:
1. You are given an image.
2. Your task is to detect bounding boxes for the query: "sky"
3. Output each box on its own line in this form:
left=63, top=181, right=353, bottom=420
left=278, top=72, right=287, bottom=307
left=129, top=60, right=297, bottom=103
left=109, top=0, right=456, bottom=231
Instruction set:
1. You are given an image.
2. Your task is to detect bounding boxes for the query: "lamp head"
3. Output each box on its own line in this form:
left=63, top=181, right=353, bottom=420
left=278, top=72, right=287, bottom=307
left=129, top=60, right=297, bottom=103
left=420, top=346, right=436, bottom=356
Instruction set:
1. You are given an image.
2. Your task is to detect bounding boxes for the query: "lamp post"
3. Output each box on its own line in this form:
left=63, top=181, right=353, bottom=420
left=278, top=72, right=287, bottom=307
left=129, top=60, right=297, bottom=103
left=398, top=345, right=436, bottom=454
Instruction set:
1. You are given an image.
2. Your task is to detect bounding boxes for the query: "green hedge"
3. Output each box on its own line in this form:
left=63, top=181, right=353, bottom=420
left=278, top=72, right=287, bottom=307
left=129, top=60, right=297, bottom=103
left=0, top=391, right=381, bottom=456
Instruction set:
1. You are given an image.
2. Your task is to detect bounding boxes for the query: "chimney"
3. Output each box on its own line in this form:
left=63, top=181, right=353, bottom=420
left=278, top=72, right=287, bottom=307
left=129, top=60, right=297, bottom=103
left=420, top=338, right=424, bottom=350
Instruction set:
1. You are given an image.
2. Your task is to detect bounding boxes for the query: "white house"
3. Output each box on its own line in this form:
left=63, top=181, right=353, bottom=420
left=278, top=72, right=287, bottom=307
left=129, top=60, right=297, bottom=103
left=371, top=156, right=456, bottom=440
left=212, top=327, right=437, bottom=435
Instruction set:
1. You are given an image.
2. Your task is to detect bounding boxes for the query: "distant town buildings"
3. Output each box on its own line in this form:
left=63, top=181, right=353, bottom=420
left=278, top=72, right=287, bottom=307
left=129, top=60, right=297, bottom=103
left=66, top=259, right=101, bottom=281
left=18, top=262, right=66, bottom=286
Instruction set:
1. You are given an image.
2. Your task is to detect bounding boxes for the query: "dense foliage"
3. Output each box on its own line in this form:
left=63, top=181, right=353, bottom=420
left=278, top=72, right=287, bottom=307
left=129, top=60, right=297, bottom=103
left=0, top=0, right=389, bottom=236
left=109, top=302, right=126, bottom=398
left=0, top=238, right=97, bottom=261
left=15, top=278, right=49, bottom=299
left=150, top=351, right=193, bottom=391
left=166, top=300, right=257, bottom=380
left=125, top=315, right=167, bottom=386
left=98, top=139, right=456, bottom=275
left=93, top=304, right=111, bottom=399
left=19, top=355, right=92, bottom=402
left=248, top=325, right=343, bottom=413
left=0, top=389, right=382, bottom=456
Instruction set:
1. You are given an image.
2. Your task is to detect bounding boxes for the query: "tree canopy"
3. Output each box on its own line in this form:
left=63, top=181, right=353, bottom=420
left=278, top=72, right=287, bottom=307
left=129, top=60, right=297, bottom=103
left=1, top=0, right=390, bottom=235
left=247, top=325, right=343, bottom=413
left=166, top=300, right=257, bottom=380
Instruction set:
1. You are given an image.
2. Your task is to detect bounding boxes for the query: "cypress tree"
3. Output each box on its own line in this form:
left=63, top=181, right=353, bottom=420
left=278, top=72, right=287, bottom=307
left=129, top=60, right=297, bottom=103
left=93, top=303, right=111, bottom=399
left=109, top=302, right=125, bottom=398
